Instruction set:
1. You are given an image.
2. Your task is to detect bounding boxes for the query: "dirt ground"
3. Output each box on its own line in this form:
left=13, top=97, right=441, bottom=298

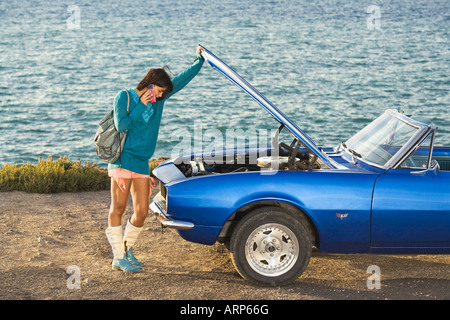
left=0, top=190, right=448, bottom=301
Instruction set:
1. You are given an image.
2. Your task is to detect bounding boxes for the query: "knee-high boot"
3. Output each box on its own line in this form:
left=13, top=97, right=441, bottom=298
left=105, top=225, right=141, bottom=272
left=123, top=218, right=144, bottom=266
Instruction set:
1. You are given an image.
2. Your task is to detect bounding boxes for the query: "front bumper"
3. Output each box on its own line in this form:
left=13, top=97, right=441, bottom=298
left=149, top=192, right=195, bottom=230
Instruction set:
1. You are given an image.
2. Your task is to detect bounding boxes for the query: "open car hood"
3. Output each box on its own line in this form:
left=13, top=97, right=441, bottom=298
left=200, top=45, right=335, bottom=169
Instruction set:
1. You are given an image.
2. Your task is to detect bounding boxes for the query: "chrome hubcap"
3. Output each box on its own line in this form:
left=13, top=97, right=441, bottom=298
left=245, top=223, right=299, bottom=277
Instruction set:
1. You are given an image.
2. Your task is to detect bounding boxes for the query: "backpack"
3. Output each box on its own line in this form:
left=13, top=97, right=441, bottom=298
left=94, top=90, right=130, bottom=164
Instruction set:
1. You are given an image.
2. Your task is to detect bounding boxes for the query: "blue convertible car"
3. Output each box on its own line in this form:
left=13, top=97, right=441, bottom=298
left=150, top=47, right=450, bottom=286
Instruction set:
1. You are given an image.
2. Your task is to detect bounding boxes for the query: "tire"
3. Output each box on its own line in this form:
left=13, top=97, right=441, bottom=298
left=229, top=206, right=312, bottom=286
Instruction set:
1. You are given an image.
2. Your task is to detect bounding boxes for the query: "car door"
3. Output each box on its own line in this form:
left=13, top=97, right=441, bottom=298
left=371, top=167, right=450, bottom=253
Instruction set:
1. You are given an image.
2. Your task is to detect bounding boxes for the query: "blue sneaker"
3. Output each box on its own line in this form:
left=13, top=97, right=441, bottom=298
left=112, top=254, right=142, bottom=272
left=126, top=247, right=144, bottom=266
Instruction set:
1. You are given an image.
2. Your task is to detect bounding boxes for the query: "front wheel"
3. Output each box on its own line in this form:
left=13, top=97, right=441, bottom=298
left=229, top=207, right=312, bottom=286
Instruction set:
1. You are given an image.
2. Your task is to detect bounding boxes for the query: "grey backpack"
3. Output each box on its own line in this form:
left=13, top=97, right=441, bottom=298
left=94, top=90, right=129, bottom=164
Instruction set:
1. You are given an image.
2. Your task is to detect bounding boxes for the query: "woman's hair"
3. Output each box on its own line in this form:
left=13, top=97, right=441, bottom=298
left=137, top=66, right=173, bottom=100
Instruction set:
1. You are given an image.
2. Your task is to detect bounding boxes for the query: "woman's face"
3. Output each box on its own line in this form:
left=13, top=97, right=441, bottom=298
left=153, top=85, right=168, bottom=99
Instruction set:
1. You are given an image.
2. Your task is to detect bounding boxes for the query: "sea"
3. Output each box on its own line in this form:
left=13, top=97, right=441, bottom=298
left=1, top=0, right=449, bottom=167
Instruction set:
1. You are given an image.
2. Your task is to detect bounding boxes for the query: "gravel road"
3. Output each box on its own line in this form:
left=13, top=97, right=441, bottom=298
left=1, top=191, right=448, bottom=302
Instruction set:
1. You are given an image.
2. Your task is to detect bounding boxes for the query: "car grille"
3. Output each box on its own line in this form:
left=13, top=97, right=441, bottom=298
left=159, top=181, right=167, bottom=200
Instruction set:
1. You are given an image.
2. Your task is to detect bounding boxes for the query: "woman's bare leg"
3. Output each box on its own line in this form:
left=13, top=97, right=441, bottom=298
left=108, top=178, right=132, bottom=227
left=129, top=178, right=150, bottom=227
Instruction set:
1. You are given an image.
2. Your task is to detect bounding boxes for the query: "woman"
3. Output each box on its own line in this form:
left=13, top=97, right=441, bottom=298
left=105, top=46, right=204, bottom=272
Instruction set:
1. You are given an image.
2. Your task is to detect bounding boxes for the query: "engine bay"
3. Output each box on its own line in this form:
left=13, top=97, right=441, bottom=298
left=174, top=125, right=323, bottom=178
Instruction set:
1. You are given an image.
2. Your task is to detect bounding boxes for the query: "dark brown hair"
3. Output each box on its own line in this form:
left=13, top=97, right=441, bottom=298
left=137, top=66, right=173, bottom=100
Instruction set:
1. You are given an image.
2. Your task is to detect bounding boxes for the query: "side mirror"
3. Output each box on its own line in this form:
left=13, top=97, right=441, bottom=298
left=431, top=159, right=440, bottom=175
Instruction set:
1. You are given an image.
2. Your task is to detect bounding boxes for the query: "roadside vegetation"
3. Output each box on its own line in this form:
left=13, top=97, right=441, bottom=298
left=0, top=156, right=169, bottom=194
left=0, top=156, right=109, bottom=193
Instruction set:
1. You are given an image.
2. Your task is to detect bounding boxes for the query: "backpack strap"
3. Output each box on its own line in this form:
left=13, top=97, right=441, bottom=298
left=119, top=90, right=130, bottom=168
left=125, top=90, right=130, bottom=113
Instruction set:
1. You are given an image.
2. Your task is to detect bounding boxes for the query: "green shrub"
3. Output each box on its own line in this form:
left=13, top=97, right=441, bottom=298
left=0, top=156, right=110, bottom=193
left=0, top=156, right=170, bottom=193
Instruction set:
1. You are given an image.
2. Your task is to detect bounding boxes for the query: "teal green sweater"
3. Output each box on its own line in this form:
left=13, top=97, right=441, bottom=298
left=108, top=55, right=204, bottom=175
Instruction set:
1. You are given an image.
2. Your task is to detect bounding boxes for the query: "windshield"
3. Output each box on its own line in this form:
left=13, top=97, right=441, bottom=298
left=344, top=112, right=420, bottom=167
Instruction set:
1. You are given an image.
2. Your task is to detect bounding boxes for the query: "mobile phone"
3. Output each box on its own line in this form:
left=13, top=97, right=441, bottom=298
left=147, top=84, right=156, bottom=103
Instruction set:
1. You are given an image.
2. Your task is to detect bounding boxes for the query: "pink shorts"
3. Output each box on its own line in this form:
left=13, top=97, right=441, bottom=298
left=108, top=168, right=156, bottom=194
